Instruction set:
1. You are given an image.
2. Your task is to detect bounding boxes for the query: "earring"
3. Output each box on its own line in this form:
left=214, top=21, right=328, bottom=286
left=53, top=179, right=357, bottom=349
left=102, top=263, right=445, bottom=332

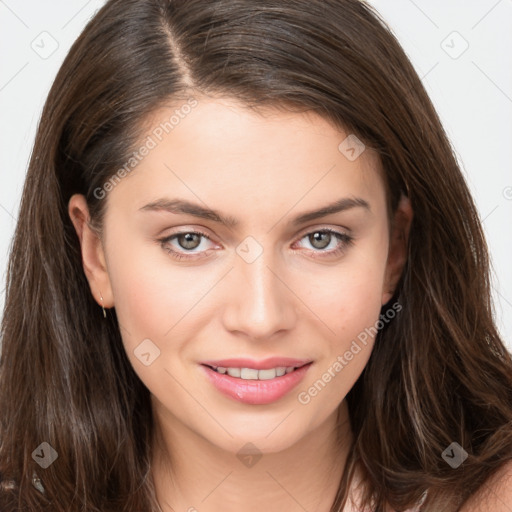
left=99, top=291, right=107, bottom=318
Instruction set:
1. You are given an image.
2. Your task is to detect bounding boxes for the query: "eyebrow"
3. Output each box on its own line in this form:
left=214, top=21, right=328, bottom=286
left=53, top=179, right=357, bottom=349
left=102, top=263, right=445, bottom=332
left=138, top=197, right=371, bottom=228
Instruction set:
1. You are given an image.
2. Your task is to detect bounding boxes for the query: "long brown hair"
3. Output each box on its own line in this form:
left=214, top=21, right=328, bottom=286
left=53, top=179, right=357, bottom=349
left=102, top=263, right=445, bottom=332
left=1, top=0, right=511, bottom=510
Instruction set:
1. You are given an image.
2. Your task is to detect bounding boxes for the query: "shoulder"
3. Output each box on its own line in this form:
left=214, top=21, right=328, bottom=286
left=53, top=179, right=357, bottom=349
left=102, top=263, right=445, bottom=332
left=459, top=460, right=512, bottom=512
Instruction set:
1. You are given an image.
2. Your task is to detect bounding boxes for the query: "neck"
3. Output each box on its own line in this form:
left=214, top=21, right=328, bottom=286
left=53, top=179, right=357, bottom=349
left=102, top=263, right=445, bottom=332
left=151, top=400, right=354, bottom=512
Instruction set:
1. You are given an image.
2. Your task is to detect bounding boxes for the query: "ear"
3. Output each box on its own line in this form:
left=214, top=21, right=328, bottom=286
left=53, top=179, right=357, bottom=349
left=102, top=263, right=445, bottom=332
left=382, top=193, right=413, bottom=305
left=68, top=194, right=114, bottom=309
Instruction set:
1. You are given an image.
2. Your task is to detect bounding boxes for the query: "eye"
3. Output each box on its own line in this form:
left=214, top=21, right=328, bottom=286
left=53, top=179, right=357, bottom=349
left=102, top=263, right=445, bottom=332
left=158, top=229, right=216, bottom=261
left=158, top=227, right=354, bottom=262
left=293, top=228, right=354, bottom=259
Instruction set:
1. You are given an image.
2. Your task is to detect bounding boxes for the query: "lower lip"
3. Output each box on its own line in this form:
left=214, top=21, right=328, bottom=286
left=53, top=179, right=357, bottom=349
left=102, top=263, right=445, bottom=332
left=200, top=363, right=313, bottom=405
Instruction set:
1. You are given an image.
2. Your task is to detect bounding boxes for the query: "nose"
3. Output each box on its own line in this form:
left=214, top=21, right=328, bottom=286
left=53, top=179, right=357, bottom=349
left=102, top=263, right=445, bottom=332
left=221, top=248, right=297, bottom=341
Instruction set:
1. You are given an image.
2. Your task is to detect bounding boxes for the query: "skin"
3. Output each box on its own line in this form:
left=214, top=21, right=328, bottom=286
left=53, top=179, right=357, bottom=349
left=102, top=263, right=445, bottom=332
left=69, top=96, right=414, bottom=512
left=460, top=461, right=512, bottom=512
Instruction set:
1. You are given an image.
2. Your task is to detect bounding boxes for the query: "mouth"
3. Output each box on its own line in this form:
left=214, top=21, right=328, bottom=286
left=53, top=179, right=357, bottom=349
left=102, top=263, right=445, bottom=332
left=202, top=362, right=310, bottom=380
left=200, top=362, right=313, bottom=405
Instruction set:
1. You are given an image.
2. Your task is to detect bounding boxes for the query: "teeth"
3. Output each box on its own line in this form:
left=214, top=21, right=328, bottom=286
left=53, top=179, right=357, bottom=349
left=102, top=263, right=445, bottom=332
left=241, top=368, right=259, bottom=379
left=213, top=366, right=297, bottom=380
left=226, top=367, right=241, bottom=378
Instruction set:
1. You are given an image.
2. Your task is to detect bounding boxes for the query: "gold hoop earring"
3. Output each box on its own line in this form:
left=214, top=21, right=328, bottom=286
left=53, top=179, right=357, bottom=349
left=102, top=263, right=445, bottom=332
left=99, top=291, right=106, bottom=318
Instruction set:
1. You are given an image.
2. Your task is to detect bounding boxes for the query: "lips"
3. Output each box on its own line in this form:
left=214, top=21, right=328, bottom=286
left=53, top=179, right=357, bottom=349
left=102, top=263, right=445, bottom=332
left=200, top=360, right=313, bottom=405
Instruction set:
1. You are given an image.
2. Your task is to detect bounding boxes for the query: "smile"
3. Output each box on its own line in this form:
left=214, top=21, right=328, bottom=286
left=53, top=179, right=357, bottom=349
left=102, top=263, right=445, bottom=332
left=201, top=362, right=313, bottom=404
left=207, top=365, right=304, bottom=380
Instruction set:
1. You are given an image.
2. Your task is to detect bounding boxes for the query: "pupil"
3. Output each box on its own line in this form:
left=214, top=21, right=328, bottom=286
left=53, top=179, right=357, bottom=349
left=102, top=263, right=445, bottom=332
left=310, top=232, right=330, bottom=249
left=179, top=233, right=200, bottom=250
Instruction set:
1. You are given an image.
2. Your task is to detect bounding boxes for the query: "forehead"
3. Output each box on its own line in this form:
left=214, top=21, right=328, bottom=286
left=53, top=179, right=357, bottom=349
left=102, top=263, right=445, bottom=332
left=107, top=96, right=387, bottom=223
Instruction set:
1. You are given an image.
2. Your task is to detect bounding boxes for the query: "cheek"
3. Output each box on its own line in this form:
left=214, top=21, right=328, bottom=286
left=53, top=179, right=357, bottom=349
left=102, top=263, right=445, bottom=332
left=314, top=240, right=388, bottom=340
left=295, top=301, right=381, bottom=418
left=300, top=239, right=389, bottom=400
left=104, top=232, right=200, bottom=354
left=294, top=278, right=384, bottom=421
left=104, top=237, right=212, bottom=398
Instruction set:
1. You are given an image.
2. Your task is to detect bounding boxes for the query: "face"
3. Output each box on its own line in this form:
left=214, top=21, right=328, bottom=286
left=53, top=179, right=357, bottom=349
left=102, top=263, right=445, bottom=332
left=70, top=97, right=411, bottom=455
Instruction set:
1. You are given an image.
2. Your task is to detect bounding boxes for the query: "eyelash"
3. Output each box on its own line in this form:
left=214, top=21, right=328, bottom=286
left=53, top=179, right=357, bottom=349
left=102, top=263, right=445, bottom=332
left=158, top=228, right=354, bottom=262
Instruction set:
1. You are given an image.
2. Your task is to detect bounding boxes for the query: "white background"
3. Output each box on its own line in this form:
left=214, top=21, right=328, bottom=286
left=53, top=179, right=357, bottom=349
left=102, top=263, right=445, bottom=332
left=1, top=0, right=511, bottom=349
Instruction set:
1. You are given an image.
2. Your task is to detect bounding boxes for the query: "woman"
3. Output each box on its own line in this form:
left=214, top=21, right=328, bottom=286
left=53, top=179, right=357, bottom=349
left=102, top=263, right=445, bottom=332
left=1, top=0, right=511, bottom=510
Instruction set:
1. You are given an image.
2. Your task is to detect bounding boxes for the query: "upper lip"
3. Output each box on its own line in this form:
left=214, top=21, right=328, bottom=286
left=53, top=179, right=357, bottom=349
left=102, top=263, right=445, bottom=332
left=201, top=357, right=313, bottom=370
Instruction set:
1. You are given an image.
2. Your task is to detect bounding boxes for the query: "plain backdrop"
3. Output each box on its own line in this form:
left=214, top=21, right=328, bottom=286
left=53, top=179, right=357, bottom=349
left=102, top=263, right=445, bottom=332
left=1, top=0, right=511, bottom=349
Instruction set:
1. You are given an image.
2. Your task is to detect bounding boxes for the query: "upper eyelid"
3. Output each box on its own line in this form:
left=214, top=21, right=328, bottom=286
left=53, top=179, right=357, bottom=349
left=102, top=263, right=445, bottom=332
left=295, top=224, right=351, bottom=238
left=164, top=222, right=351, bottom=237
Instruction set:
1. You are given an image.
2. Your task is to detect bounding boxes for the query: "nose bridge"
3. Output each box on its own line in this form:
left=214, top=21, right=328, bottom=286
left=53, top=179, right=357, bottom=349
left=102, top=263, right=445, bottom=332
left=221, top=236, right=295, bottom=338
